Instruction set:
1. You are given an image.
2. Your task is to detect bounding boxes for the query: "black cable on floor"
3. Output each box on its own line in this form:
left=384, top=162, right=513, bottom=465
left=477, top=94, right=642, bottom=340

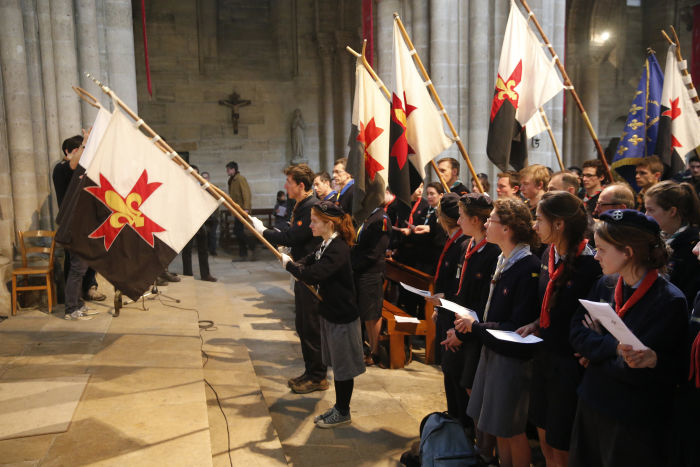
left=158, top=297, right=233, bottom=467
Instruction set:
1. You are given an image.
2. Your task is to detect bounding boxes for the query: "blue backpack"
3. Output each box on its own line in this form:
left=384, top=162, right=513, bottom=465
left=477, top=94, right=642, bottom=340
left=419, top=412, right=477, bottom=466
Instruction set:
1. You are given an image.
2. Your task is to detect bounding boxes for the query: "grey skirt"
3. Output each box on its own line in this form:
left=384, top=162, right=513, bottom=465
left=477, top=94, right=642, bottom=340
left=320, top=316, right=366, bottom=381
left=466, top=346, right=533, bottom=438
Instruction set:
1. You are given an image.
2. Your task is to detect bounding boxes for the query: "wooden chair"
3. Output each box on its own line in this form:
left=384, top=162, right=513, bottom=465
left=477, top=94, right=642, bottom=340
left=381, top=258, right=436, bottom=369
left=11, top=230, right=57, bottom=316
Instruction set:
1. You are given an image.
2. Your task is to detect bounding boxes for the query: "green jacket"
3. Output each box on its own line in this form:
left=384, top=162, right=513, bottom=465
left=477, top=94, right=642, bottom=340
left=228, top=173, right=251, bottom=211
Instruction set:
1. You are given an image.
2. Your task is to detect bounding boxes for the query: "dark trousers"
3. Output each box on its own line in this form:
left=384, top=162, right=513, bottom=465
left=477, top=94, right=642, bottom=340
left=442, top=346, right=470, bottom=427
left=65, top=253, right=88, bottom=314
left=206, top=220, right=218, bottom=255
left=569, top=398, right=663, bottom=467
left=182, top=227, right=210, bottom=278
left=233, top=218, right=255, bottom=257
left=294, top=280, right=326, bottom=381
left=63, top=249, right=97, bottom=293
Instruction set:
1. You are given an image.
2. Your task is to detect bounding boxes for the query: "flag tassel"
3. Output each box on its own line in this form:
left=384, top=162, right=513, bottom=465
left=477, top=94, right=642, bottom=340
left=346, top=41, right=452, bottom=193
left=662, top=26, right=700, bottom=118
left=393, top=13, right=484, bottom=193
left=518, top=0, right=613, bottom=182
left=539, top=107, right=565, bottom=170
left=78, top=75, right=323, bottom=301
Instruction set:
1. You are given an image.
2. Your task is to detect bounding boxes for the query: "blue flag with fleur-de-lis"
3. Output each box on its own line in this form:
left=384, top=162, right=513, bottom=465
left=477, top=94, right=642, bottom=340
left=612, top=53, right=664, bottom=190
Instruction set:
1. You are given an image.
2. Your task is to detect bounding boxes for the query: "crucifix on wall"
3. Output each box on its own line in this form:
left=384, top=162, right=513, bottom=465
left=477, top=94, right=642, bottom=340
left=218, top=92, right=251, bottom=135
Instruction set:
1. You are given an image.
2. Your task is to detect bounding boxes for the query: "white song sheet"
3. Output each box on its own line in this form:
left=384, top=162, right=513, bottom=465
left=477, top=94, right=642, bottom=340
left=438, top=299, right=480, bottom=323
left=400, top=282, right=435, bottom=298
left=578, top=299, right=648, bottom=351
left=486, top=329, right=543, bottom=344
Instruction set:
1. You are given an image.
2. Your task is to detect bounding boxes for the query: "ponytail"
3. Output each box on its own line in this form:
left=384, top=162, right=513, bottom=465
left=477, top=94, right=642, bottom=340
left=646, top=180, right=700, bottom=227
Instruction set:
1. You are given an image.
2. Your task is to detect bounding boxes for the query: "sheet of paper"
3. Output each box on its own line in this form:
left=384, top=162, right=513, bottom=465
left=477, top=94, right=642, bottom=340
left=394, top=315, right=421, bottom=324
left=400, top=282, right=433, bottom=298
left=438, top=299, right=480, bottom=323
left=486, top=329, right=543, bottom=344
left=578, top=299, right=648, bottom=351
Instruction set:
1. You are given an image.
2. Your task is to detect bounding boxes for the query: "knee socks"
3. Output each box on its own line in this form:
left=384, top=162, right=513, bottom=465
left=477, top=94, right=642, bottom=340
left=334, top=379, right=354, bottom=416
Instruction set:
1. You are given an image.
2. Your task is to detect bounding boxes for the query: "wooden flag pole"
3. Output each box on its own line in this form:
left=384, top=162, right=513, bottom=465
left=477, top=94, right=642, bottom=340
left=518, top=0, right=613, bottom=183
left=346, top=41, right=452, bottom=193
left=393, top=14, right=484, bottom=193
left=538, top=107, right=565, bottom=170
left=662, top=27, right=700, bottom=117
left=76, top=78, right=323, bottom=301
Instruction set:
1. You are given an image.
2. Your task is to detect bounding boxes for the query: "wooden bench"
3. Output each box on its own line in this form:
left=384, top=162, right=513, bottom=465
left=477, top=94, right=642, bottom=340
left=381, top=258, right=436, bottom=369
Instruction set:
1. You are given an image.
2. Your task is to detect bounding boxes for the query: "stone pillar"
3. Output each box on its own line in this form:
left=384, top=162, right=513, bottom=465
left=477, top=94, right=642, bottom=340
left=411, top=0, right=429, bottom=70
left=318, top=37, right=335, bottom=172
left=51, top=0, right=82, bottom=142
left=376, top=0, right=400, bottom=86
left=0, top=0, right=40, bottom=236
left=104, top=0, right=138, bottom=112
left=575, top=45, right=610, bottom=162
left=37, top=0, right=60, bottom=171
left=466, top=0, right=491, bottom=177
left=20, top=0, right=52, bottom=229
left=76, top=0, right=103, bottom=126
left=0, top=70, right=15, bottom=257
left=335, top=31, right=354, bottom=156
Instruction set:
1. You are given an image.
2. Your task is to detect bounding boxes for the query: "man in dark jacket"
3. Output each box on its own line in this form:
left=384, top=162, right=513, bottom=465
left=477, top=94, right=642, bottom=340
left=249, top=164, right=327, bottom=393
left=226, top=160, right=256, bottom=261
left=333, top=157, right=355, bottom=214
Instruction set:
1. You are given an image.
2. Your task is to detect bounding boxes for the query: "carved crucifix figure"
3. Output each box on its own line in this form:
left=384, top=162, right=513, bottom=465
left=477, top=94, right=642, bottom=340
left=219, top=92, right=251, bottom=135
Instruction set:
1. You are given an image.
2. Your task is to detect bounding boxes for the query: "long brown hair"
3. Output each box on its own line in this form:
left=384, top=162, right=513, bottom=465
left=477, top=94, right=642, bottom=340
left=312, top=207, right=356, bottom=246
left=493, top=198, right=540, bottom=249
left=645, top=180, right=700, bottom=227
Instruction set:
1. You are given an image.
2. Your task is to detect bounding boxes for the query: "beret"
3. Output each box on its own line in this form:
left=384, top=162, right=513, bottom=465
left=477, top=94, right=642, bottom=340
left=599, top=209, right=660, bottom=235
left=440, top=192, right=461, bottom=219
left=460, top=192, right=493, bottom=210
left=315, top=200, right=346, bottom=217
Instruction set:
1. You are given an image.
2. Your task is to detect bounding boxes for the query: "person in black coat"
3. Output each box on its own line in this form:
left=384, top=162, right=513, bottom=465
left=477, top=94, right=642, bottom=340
left=351, top=205, right=390, bottom=365
left=569, top=210, right=688, bottom=467
left=457, top=198, right=541, bottom=467
left=407, top=182, right=447, bottom=275
left=516, top=191, right=602, bottom=466
left=644, top=180, right=700, bottom=304
left=333, top=157, right=354, bottom=214
left=249, top=164, right=325, bottom=394
left=282, top=201, right=365, bottom=429
left=439, top=193, right=500, bottom=457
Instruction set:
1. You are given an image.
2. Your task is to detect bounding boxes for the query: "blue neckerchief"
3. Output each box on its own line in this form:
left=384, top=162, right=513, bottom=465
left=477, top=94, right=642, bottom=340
left=324, top=190, right=337, bottom=201
left=339, top=179, right=354, bottom=196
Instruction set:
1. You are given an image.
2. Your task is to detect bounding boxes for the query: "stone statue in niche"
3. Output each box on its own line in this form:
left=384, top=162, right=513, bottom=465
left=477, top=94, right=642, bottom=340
left=291, top=109, right=305, bottom=164
left=219, top=92, right=251, bottom=135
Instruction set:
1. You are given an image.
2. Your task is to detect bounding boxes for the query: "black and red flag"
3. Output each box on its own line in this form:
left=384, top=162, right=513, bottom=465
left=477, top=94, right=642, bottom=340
left=487, top=1, right=563, bottom=171
left=56, top=109, right=218, bottom=300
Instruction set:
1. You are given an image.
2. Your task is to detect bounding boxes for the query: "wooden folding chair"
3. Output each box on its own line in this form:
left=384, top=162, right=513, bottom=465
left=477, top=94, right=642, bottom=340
left=11, top=230, right=57, bottom=316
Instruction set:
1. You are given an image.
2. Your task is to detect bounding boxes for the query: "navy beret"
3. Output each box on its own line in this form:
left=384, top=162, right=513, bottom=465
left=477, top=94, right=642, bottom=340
left=460, top=192, right=493, bottom=210
left=315, top=200, right=345, bottom=217
left=440, top=192, right=461, bottom=219
left=599, top=209, right=660, bottom=235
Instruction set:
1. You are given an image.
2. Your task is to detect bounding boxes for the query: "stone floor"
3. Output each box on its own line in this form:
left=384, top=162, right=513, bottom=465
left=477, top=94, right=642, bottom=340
left=0, top=248, right=447, bottom=466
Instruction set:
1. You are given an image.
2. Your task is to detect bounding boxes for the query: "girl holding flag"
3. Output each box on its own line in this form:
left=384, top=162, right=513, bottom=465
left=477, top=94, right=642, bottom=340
left=569, top=210, right=688, bottom=467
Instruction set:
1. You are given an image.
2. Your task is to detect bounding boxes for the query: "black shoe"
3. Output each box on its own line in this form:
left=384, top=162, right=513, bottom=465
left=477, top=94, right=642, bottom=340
left=156, top=276, right=168, bottom=286
left=161, top=271, right=180, bottom=282
left=201, top=275, right=217, bottom=282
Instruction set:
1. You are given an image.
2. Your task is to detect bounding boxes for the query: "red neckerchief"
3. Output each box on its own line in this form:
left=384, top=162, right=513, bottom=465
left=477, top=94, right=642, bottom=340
left=434, top=229, right=462, bottom=283
left=408, top=198, right=422, bottom=225
left=583, top=189, right=601, bottom=203
left=614, top=269, right=658, bottom=318
left=539, top=240, right=587, bottom=328
left=456, top=236, right=488, bottom=295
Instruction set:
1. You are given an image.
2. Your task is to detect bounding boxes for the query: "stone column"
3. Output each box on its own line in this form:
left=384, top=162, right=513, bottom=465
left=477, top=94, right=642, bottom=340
left=411, top=0, right=429, bottom=70
left=318, top=37, right=335, bottom=172
left=466, top=0, right=491, bottom=176
left=20, top=0, right=52, bottom=229
left=0, top=0, right=39, bottom=234
left=37, top=0, right=60, bottom=169
left=0, top=70, right=15, bottom=257
left=376, top=0, right=400, bottom=85
left=104, top=0, right=138, bottom=112
left=51, top=0, right=82, bottom=142
left=575, top=44, right=610, bottom=162
left=335, top=31, right=354, bottom=156
left=76, top=0, right=103, bottom=126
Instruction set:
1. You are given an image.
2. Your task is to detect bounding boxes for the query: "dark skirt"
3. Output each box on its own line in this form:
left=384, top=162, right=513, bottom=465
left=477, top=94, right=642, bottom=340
left=569, top=398, right=664, bottom=467
left=355, top=272, right=384, bottom=322
left=528, top=351, right=583, bottom=451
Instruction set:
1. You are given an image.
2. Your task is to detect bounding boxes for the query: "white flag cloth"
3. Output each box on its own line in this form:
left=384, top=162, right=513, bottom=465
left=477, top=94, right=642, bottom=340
left=79, top=107, right=112, bottom=170
left=85, top=109, right=219, bottom=253
left=498, top=1, right=564, bottom=127
left=392, top=20, right=453, bottom=178
left=525, top=109, right=548, bottom=138
left=660, top=44, right=700, bottom=162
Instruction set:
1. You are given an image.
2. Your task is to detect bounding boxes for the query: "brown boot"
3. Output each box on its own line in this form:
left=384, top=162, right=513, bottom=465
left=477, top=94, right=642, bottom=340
left=287, top=373, right=307, bottom=387
left=291, top=378, right=329, bottom=394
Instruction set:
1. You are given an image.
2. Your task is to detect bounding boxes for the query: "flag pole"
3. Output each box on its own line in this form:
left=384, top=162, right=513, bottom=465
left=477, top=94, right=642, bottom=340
left=662, top=27, right=700, bottom=117
left=346, top=41, right=452, bottom=193
left=518, top=0, right=613, bottom=183
left=538, top=107, right=565, bottom=170
left=392, top=14, right=484, bottom=193
left=78, top=77, right=323, bottom=301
